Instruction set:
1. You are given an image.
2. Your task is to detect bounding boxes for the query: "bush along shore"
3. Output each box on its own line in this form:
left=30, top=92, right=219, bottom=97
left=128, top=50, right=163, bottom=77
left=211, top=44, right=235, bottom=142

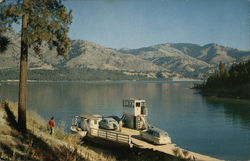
left=193, top=59, right=250, bottom=99
left=0, top=101, right=184, bottom=161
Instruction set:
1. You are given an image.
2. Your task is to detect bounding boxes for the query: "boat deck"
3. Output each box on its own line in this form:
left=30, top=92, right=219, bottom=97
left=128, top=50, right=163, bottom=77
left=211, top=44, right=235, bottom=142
left=73, top=126, right=222, bottom=161
left=99, top=127, right=222, bottom=161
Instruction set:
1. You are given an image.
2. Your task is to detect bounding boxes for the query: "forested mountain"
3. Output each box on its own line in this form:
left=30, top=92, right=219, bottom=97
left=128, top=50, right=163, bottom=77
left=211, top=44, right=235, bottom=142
left=1, top=32, right=249, bottom=81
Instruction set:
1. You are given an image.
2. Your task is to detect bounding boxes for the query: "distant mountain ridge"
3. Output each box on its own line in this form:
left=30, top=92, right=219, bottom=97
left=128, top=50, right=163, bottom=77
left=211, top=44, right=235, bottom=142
left=64, top=40, right=162, bottom=72
left=119, top=43, right=249, bottom=78
left=121, top=43, right=249, bottom=65
left=0, top=32, right=249, bottom=80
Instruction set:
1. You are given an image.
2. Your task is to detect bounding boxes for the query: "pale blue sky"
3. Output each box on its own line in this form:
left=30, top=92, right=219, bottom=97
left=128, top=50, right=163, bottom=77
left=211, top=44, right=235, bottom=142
left=65, top=0, right=249, bottom=50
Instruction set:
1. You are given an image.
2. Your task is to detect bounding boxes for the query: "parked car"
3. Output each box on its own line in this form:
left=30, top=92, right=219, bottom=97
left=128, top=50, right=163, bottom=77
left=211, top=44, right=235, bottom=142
left=99, top=118, right=119, bottom=130
left=140, top=127, right=172, bottom=145
left=107, top=115, right=121, bottom=122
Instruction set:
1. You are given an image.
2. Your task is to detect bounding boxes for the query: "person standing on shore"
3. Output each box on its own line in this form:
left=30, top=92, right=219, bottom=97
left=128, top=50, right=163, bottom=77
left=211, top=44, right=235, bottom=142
left=49, top=117, right=55, bottom=135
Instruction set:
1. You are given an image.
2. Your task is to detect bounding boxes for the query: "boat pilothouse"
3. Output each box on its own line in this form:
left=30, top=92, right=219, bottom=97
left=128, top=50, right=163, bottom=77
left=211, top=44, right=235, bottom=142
left=122, top=98, right=148, bottom=130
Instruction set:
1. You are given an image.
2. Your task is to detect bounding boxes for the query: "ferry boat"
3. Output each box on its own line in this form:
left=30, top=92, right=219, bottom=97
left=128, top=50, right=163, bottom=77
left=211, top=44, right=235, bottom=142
left=70, top=98, right=171, bottom=145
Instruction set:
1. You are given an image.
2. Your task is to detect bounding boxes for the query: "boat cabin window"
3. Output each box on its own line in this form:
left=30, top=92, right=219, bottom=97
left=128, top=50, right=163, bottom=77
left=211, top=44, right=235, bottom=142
left=146, top=130, right=154, bottom=135
left=123, top=100, right=134, bottom=107
left=94, top=120, right=97, bottom=124
left=136, top=102, right=140, bottom=107
left=141, top=106, right=147, bottom=115
left=153, top=131, right=160, bottom=137
left=147, top=129, right=160, bottom=137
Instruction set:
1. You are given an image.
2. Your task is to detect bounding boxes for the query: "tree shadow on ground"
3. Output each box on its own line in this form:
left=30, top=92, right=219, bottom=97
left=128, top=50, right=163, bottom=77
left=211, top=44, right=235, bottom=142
left=0, top=143, right=13, bottom=159
left=3, top=102, right=18, bottom=129
left=2, top=102, right=63, bottom=161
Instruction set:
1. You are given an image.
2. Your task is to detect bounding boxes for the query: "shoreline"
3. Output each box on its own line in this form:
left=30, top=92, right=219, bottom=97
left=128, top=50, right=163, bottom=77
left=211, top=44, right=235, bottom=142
left=193, top=88, right=250, bottom=100
left=72, top=126, right=222, bottom=161
left=84, top=138, right=223, bottom=161
left=0, top=79, right=203, bottom=83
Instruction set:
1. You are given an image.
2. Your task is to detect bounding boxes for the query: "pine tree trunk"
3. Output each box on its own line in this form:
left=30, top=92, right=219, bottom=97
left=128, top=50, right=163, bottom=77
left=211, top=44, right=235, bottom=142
left=18, top=0, right=29, bottom=132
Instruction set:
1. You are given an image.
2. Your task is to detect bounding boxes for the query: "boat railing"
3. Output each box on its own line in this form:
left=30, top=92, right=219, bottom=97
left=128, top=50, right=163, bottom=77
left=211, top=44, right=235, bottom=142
left=89, top=128, right=131, bottom=145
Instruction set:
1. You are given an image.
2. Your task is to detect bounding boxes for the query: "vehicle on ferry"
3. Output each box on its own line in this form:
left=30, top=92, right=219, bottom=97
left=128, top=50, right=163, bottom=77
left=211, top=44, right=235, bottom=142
left=140, top=126, right=172, bottom=145
left=99, top=117, right=119, bottom=130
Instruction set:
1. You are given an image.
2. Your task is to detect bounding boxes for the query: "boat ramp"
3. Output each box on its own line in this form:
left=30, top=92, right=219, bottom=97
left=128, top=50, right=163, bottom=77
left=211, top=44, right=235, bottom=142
left=71, top=98, right=222, bottom=161
left=84, top=127, right=221, bottom=161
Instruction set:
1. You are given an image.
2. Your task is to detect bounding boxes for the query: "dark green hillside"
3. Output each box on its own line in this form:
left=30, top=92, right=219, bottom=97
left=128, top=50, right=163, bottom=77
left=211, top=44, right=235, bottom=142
left=194, top=59, right=250, bottom=99
left=0, top=68, right=153, bottom=81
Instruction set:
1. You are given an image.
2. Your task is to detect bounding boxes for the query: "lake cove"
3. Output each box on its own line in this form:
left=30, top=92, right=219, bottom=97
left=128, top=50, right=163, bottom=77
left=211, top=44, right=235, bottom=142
left=0, top=81, right=249, bottom=160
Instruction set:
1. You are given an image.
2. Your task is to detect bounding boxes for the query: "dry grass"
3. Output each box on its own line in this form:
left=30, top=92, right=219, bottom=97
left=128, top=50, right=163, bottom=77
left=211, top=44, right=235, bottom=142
left=172, top=147, right=196, bottom=161
left=0, top=101, right=115, bottom=161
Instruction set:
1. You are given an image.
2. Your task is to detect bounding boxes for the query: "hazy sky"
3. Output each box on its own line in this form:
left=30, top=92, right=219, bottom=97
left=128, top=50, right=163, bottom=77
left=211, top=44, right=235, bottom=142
left=64, top=0, right=249, bottom=50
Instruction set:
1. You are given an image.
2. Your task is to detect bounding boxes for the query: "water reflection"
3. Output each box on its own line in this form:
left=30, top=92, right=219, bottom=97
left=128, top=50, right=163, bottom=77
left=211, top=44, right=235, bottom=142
left=202, top=96, right=250, bottom=130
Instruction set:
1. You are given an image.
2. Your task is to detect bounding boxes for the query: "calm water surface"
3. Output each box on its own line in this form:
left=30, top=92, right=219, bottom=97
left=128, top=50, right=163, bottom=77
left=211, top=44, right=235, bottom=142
left=0, top=81, right=249, bottom=160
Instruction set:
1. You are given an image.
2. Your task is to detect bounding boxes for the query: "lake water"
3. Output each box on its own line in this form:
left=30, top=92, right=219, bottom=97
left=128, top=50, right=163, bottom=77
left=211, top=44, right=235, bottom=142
left=0, top=81, right=249, bottom=160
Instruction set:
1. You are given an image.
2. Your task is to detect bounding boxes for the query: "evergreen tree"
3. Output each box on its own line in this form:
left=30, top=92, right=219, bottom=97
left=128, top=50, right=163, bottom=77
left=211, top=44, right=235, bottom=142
left=0, top=35, right=10, bottom=52
left=0, top=0, right=72, bottom=132
left=218, top=61, right=229, bottom=78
